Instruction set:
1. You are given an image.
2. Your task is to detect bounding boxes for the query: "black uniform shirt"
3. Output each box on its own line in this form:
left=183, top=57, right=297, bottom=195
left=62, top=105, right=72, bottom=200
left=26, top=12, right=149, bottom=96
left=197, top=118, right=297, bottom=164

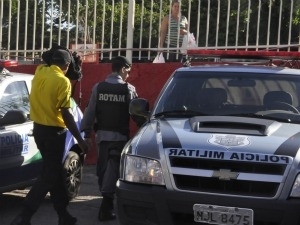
left=80, top=73, right=138, bottom=143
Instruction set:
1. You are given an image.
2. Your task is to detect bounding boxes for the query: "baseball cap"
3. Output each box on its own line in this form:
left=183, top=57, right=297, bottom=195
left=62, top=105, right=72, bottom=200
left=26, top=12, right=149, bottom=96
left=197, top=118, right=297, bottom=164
left=113, top=56, right=131, bottom=68
left=52, top=49, right=72, bottom=65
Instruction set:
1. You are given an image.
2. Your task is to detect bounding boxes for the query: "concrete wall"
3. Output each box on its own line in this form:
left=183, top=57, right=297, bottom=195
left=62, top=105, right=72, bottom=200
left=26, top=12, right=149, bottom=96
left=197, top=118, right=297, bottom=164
left=9, top=63, right=183, bottom=164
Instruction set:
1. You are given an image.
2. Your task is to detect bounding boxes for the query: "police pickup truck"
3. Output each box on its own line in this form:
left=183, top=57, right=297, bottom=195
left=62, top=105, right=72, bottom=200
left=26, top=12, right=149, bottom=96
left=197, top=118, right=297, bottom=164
left=116, top=65, right=300, bottom=225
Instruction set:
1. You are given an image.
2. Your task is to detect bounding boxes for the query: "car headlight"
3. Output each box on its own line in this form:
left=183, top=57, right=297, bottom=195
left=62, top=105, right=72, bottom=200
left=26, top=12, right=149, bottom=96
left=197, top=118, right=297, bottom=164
left=124, top=155, right=165, bottom=185
left=290, top=174, right=300, bottom=197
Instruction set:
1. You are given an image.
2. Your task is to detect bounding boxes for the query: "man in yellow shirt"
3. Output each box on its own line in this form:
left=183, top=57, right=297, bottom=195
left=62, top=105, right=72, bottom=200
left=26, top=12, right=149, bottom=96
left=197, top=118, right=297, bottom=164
left=11, top=49, right=89, bottom=225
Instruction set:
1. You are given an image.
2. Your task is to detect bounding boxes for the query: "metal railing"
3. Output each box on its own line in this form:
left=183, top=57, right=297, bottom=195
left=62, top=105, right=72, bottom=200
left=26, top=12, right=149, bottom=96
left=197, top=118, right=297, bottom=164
left=0, top=0, right=299, bottom=63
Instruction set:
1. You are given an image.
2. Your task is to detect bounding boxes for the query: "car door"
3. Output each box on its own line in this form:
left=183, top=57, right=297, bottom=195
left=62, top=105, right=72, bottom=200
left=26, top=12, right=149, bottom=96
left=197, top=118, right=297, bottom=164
left=0, top=78, right=42, bottom=193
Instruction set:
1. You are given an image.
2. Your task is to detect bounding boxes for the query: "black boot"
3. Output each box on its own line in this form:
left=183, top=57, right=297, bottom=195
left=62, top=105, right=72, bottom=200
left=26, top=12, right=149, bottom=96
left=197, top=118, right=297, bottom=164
left=58, top=211, right=77, bottom=225
left=58, top=216, right=77, bottom=225
left=10, top=215, right=31, bottom=225
left=10, top=208, right=33, bottom=225
left=98, top=197, right=116, bottom=221
left=10, top=206, right=35, bottom=225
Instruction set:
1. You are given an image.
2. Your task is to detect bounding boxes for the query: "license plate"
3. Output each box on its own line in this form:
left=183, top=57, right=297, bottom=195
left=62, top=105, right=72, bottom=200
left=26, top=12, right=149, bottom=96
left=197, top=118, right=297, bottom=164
left=193, top=204, right=253, bottom=225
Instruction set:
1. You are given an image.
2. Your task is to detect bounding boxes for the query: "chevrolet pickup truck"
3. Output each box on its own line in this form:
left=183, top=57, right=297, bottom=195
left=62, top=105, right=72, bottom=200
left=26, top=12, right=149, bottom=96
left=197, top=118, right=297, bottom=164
left=116, top=65, right=300, bottom=225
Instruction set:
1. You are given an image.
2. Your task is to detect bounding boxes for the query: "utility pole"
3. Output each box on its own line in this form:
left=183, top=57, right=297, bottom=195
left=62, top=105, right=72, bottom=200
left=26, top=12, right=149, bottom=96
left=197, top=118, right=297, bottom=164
left=126, top=0, right=135, bottom=63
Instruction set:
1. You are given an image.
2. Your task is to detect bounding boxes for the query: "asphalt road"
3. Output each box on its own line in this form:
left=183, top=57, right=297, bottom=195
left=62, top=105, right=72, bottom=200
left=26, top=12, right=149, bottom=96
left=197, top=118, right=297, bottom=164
left=0, top=165, right=119, bottom=225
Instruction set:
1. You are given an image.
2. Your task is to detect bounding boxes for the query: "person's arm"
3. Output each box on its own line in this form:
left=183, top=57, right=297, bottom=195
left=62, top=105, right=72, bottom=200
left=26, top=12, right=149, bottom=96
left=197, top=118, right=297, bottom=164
left=160, top=16, right=169, bottom=48
left=61, top=107, right=89, bottom=154
left=180, top=28, right=188, bottom=35
left=56, top=76, right=89, bottom=153
left=180, top=16, right=188, bottom=35
left=80, top=84, right=98, bottom=138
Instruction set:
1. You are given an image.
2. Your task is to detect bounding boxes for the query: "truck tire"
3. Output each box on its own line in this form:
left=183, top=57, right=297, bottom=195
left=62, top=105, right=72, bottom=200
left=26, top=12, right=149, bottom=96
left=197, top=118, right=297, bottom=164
left=63, top=151, right=83, bottom=200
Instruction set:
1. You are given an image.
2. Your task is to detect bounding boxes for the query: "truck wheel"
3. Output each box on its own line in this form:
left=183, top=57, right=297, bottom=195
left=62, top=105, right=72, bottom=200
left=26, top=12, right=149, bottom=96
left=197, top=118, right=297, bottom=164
left=63, top=151, right=83, bottom=200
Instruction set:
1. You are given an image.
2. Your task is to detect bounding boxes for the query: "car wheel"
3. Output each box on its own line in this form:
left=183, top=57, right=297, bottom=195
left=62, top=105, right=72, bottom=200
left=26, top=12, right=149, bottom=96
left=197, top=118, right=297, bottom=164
left=63, top=151, right=83, bottom=200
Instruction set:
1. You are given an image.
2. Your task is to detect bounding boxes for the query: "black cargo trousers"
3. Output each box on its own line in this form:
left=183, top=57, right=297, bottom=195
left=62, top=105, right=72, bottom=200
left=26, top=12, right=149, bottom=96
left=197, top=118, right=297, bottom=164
left=23, top=123, right=69, bottom=217
left=96, top=141, right=127, bottom=199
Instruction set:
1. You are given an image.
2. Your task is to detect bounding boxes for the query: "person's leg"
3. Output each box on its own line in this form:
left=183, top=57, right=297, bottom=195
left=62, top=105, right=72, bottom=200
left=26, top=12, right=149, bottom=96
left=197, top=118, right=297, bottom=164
left=101, top=141, right=126, bottom=197
left=98, top=159, right=119, bottom=221
left=96, top=141, right=113, bottom=221
left=171, top=45, right=183, bottom=62
left=96, top=141, right=109, bottom=192
left=51, top=176, right=77, bottom=225
left=48, top=131, right=77, bottom=225
left=11, top=125, right=64, bottom=225
left=163, top=43, right=171, bottom=62
left=98, top=141, right=126, bottom=221
left=164, top=45, right=182, bottom=62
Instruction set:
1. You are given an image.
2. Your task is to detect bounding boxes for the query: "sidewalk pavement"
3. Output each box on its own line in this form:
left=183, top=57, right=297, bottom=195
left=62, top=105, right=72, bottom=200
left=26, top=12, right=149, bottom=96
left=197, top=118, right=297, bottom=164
left=0, top=164, right=119, bottom=225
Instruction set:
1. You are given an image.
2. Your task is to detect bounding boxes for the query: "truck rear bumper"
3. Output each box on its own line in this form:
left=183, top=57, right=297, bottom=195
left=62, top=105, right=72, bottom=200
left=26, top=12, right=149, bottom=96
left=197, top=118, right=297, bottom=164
left=116, top=180, right=300, bottom=225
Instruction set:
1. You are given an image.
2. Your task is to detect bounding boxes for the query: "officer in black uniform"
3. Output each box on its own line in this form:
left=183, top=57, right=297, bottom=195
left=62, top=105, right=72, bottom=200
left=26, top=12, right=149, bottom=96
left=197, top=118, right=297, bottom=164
left=80, top=56, right=139, bottom=221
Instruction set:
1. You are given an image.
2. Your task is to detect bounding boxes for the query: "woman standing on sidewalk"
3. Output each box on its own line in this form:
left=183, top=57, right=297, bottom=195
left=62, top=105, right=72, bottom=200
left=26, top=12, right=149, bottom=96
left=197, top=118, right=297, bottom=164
left=159, top=0, right=189, bottom=62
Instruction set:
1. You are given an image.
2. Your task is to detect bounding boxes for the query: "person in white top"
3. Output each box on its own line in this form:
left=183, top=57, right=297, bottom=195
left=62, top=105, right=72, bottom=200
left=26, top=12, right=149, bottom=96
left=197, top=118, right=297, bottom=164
left=159, top=0, right=188, bottom=62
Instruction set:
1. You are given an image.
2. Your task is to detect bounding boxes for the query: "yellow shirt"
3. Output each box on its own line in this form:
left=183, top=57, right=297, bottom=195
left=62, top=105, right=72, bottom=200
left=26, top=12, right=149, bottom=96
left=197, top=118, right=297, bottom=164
left=30, top=64, right=71, bottom=128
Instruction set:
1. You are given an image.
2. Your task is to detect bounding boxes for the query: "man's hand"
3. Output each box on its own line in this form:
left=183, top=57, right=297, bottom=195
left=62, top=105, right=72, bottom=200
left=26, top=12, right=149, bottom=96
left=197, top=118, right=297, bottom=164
left=78, top=138, right=91, bottom=155
left=61, top=107, right=90, bottom=154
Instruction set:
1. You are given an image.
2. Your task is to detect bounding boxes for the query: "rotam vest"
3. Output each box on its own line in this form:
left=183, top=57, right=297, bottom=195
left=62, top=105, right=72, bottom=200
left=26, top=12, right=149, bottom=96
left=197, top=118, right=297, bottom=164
left=96, top=81, right=130, bottom=136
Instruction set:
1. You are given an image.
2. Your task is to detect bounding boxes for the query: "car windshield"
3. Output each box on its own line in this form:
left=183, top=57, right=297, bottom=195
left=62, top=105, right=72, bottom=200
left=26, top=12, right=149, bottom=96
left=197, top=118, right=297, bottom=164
left=153, top=70, right=300, bottom=123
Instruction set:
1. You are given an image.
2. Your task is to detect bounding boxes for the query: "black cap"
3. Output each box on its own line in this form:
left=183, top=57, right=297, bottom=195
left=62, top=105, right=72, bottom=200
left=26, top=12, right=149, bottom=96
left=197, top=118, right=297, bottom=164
left=52, top=49, right=72, bottom=65
left=113, top=56, right=131, bottom=68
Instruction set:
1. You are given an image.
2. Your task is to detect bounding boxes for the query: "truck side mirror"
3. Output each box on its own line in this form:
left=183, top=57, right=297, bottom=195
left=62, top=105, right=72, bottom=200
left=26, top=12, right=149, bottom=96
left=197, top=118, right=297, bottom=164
left=129, top=98, right=150, bottom=118
left=0, top=110, right=28, bottom=126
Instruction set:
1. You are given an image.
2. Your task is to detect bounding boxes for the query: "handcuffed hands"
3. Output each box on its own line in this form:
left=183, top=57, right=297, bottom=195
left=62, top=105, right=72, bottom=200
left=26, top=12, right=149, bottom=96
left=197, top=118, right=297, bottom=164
left=78, top=138, right=91, bottom=155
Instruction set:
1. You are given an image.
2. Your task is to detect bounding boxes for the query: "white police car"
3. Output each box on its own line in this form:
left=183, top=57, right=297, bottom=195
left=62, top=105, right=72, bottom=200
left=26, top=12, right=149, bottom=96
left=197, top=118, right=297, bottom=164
left=0, top=66, right=84, bottom=199
left=117, top=65, right=300, bottom=225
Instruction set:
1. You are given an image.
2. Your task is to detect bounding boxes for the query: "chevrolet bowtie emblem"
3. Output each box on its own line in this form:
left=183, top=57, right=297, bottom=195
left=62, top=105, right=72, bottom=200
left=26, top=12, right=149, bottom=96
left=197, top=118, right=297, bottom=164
left=212, top=169, right=239, bottom=180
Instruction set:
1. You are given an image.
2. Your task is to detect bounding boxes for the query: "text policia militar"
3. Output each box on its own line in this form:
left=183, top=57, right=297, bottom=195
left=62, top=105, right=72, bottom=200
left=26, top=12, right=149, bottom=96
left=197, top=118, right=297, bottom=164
left=168, top=148, right=292, bottom=164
